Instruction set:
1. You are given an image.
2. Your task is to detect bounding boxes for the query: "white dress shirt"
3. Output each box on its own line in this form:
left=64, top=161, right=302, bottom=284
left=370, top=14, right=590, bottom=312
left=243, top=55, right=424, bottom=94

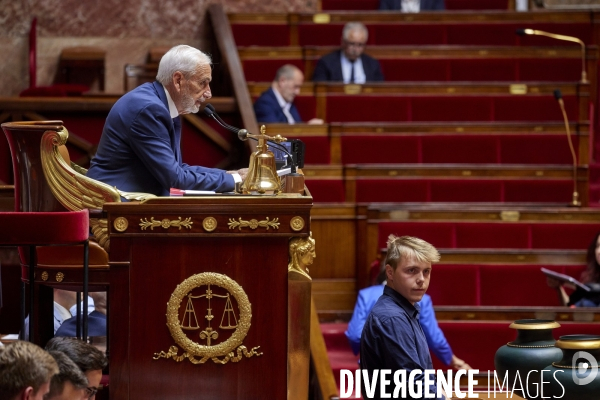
left=402, top=0, right=421, bottom=12
left=341, top=54, right=366, bottom=84
left=272, top=86, right=296, bottom=124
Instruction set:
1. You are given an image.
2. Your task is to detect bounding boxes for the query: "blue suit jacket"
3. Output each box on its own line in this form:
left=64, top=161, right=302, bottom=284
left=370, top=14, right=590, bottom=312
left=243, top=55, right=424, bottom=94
left=345, top=285, right=454, bottom=365
left=380, top=0, right=445, bottom=10
left=312, top=50, right=384, bottom=83
left=87, top=81, right=234, bottom=196
left=253, top=87, right=303, bottom=123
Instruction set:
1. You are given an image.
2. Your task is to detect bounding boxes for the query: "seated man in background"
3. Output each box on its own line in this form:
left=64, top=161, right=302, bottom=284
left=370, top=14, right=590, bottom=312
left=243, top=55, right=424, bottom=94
left=46, top=351, right=88, bottom=400
left=46, top=338, right=107, bottom=400
left=0, top=341, right=58, bottom=400
left=346, top=262, right=472, bottom=370
left=87, top=44, right=246, bottom=196
left=379, top=0, right=445, bottom=11
left=56, top=292, right=107, bottom=343
left=312, top=22, right=384, bottom=84
left=254, top=64, right=323, bottom=125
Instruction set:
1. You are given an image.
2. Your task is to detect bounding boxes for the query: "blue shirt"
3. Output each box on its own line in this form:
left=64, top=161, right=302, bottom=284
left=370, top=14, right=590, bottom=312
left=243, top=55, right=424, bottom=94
left=360, top=285, right=444, bottom=399
left=346, top=285, right=454, bottom=365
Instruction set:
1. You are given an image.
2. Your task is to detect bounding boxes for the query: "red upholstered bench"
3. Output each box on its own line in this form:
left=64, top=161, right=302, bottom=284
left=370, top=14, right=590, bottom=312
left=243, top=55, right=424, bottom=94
left=325, top=95, right=579, bottom=123
left=379, top=58, right=582, bottom=82
left=305, top=178, right=346, bottom=202
left=231, top=24, right=291, bottom=46
left=376, top=221, right=600, bottom=250
left=340, top=134, right=577, bottom=165
left=354, top=178, right=573, bottom=203
left=242, top=59, right=304, bottom=82
left=446, top=0, right=509, bottom=9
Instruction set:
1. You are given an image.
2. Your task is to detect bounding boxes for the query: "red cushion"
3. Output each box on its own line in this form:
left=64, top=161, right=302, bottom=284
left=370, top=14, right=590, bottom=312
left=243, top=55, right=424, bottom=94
left=355, top=179, right=429, bottom=203
left=422, top=135, right=498, bottom=163
left=0, top=210, right=89, bottom=245
left=341, top=136, right=420, bottom=164
left=446, top=0, right=508, bottom=9
left=231, top=24, right=290, bottom=46
left=291, top=136, right=330, bottom=164
left=298, top=24, right=350, bottom=46
left=321, top=0, right=379, bottom=10
left=378, top=221, right=455, bottom=249
left=531, top=223, right=600, bottom=250
left=327, top=96, right=411, bottom=122
left=456, top=223, right=529, bottom=249
left=243, top=59, right=304, bottom=82
left=430, top=180, right=502, bottom=202
left=504, top=180, right=572, bottom=203
left=412, top=97, right=492, bottom=122
left=371, top=25, right=446, bottom=45
left=293, top=96, right=317, bottom=121
left=494, top=96, right=578, bottom=122
left=305, top=179, right=345, bottom=202
left=500, top=135, right=576, bottom=164
left=450, top=59, right=516, bottom=81
left=379, top=59, right=449, bottom=81
left=428, top=264, right=479, bottom=306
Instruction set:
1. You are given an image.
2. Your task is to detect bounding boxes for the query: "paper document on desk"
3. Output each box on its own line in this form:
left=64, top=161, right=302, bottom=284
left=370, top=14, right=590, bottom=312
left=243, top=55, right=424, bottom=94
left=541, top=267, right=591, bottom=292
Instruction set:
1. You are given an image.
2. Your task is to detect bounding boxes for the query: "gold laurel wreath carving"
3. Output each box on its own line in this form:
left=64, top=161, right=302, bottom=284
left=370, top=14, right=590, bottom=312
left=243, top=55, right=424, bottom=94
left=113, top=217, right=129, bottom=232
left=227, top=217, right=280, bottom=231
left=153, top=272, right=262, bottom=365
left=290, top=216, right=305, bottom=232
left=139, top=217, right=193, bottom=231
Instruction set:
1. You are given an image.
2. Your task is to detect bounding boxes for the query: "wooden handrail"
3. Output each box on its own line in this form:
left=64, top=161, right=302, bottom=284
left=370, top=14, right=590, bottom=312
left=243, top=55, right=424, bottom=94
left=208, top=4, right=259, bottom=145
left=310, top=297, right=339, bottom=400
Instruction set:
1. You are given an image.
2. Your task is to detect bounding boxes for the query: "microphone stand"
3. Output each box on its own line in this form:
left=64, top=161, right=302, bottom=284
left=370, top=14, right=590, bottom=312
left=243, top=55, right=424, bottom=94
left=516, top=29, right=588, bottom=84
left=203, top=104, right=305, bottom=193
left=554, top=90, right=581, bottom=207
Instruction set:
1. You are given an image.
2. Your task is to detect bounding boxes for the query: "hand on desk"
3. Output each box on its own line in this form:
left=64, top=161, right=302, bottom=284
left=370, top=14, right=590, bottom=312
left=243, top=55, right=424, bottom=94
left=307, top=118, right=324, bottom=125
left=228, top=168, right=248, bottom=182
left=450, top=355, right=473, bottom=371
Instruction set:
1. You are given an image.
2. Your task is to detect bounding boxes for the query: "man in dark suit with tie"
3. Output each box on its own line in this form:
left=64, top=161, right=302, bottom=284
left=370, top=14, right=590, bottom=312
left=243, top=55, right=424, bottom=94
left=87, top=45, right=247, bottom=196
left=379, top=0, right=445, bottom=11
left=254, top=64, right=323, bottom=124
left=312, top=22, right=384, bottom=84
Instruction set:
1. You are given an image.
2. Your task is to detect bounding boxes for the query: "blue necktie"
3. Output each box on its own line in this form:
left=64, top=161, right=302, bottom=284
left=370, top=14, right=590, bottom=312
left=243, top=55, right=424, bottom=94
left=172, top=117, right=181, bottom=163
left=349, top=61, right=355, bottom=83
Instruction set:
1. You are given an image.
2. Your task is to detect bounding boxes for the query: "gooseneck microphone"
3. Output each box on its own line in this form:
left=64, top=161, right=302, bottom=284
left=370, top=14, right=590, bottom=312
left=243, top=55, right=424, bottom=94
left=516, top=28, right=588, bottom=83
left=203, top=103, right=298, bottom=173
left=553, top=89, right=581, bottom=207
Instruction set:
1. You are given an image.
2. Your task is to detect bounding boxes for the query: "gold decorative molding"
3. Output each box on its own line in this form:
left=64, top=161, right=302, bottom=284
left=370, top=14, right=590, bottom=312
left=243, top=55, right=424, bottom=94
left=290, top=216, right=305, bottom=232
left=139, top=217, right=193, bottom=231
left=153, top=272, right=262, bottom=365
left=90, top=218, right=110, bottom=252
left=56, top=272, right=64, bottom=283
left=113, top=217, right=129, bottom=232
left=288, top=233, right=316, bottom=280
left=202, top=217, right=218, bottom=232
left=41, top=271, right=48, bottom=281
left=500, top=211, right=520, bottom=221
left=227, top=217, right=280, bottom=231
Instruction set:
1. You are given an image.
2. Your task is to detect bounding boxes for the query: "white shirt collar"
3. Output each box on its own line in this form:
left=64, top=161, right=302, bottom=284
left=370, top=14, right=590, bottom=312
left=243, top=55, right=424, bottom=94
left=162, top=84, right=179, bottom=119
left=272, top=85, right=290, bottom=110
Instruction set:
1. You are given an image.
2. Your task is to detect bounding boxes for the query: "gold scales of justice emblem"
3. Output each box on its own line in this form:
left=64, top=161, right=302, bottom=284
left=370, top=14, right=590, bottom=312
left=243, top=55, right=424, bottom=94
left=153, top=272, right=262, bottom=364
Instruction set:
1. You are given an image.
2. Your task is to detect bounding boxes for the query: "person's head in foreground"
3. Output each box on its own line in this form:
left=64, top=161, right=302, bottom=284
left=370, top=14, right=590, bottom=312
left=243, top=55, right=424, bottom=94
left=45, top=351, right=88, bottom=400
left=341, top=22, right=369, bottom=62
left=273, top=64, right=304, bottom=104
left=45, top=338, right=107, bottom=400
left=156, top=44, right=213, bottom=115
left=0, top=340, right=58, bottom=400
left=384, top=235, right=440, bottom=304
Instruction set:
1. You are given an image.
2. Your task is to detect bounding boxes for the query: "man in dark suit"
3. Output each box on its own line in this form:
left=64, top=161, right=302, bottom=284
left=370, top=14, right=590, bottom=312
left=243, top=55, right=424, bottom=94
left=87, top=45, right=247, bottom=196
left=379, top=0, right=445, bottom=11
left=254, top=64, right=323, bottom=124
left=312, top=22, right=384, bottom=84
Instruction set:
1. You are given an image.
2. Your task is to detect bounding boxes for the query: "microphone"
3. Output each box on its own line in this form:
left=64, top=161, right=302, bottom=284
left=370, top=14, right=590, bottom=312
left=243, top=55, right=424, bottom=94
left=516, top=28, right=587, bottom=83
left=204, top=104, right=299, bottom=173
left=553, top=89, right=581, bottom=206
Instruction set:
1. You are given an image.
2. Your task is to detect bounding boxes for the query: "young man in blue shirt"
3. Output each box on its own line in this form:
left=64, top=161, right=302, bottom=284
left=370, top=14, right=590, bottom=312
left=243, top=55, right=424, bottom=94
left=360, top=235, right=446, bottom=399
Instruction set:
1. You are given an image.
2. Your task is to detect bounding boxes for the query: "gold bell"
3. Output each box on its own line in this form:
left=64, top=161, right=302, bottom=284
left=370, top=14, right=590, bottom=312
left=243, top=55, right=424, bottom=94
left=241, top=126, right=282, bottom=194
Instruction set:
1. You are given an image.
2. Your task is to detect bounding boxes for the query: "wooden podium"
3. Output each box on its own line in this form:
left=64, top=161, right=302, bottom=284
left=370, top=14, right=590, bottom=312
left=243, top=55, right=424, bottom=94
left=103, top=194, right=313, bottom=399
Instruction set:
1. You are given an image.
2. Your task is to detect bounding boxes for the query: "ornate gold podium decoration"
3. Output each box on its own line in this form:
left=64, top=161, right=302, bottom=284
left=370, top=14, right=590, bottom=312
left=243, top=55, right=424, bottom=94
left=227, top=217, right=280, bottom=231
left=288, top=233, right=316, bottom=280
left=290, top=216, right=305, bottom=232
left=153, top=272, right=262, bottom=365
left=41, top=271, right=49, bottom=281
left=202, top=217, right=217, bottom=232
left=139, top=217, right=193, bottom=231
left=113, top=217, right=129, bottom=232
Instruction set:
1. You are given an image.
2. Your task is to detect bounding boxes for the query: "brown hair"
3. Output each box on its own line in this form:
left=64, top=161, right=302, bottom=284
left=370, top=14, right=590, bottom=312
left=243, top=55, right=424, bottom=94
left=46, top=350, right=89, bottom=398
left=0, top=341, right=58, bottom=399
left=45, top=337, right=107, bottom=372
left=385, top=235, right=440, bottom=270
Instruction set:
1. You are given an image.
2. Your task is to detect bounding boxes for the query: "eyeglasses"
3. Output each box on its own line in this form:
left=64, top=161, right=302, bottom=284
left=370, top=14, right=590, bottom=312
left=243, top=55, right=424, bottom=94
left=85, top=386, right=99, bottom=399
left=344, top=40, right=366, bottom=48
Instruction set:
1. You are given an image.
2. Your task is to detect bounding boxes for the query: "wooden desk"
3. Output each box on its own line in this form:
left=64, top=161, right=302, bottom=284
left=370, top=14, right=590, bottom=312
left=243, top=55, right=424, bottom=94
left=104, top=195, right=313, bottom=399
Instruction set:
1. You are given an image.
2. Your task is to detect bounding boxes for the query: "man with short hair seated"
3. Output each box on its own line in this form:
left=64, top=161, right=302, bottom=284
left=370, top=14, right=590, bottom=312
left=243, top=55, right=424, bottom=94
left=312, top=22, right=384, bottom=84
left=46, top=338, right=107, bottom=400
left=46, top=351, right=88, bottom=400
left=0, top=341, right=58, bottom=400
left=254, top=64, right=323, bottom=125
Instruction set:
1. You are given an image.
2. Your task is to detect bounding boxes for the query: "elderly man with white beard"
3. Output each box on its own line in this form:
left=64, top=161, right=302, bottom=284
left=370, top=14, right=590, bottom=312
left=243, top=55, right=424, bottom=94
left=87, top=45, right=247, bottom=196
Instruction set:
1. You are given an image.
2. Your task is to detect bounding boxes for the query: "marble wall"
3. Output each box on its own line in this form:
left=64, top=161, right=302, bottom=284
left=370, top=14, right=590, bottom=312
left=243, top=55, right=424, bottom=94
left=0, top=0, right=318, bottom=95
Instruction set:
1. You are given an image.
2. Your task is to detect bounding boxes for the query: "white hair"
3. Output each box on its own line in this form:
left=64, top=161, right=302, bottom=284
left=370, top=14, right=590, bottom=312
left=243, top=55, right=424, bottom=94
left=342, top=22, right=369, bottom=41
left=156, top=45, right=212, bottom=85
